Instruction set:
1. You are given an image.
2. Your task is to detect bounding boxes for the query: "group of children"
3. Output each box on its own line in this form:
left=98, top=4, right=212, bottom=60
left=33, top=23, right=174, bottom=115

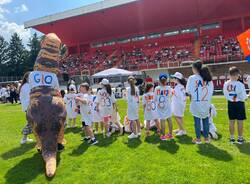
left=125, top=61, right=248, bottom=144
left=19, top=60, right=249, bottom=146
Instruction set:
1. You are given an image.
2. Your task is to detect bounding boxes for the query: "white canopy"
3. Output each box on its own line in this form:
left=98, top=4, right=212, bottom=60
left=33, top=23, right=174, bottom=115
left=92, top=68, right=133, bottom=77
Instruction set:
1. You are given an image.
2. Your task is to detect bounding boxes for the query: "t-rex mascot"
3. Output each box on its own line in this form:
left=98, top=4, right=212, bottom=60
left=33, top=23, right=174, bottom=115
left=27, top=33, right=66, bottom=177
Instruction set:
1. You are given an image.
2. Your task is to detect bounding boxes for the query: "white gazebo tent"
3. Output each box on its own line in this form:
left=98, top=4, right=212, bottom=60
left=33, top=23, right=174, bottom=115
left=92, top=68, right=133, bottom=78
left=91, top=68, right=134, bottom=87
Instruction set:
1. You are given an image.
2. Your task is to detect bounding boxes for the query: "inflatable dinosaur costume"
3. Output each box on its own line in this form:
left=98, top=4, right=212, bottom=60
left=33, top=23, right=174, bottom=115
left=27, top=33, right=66, bottom=177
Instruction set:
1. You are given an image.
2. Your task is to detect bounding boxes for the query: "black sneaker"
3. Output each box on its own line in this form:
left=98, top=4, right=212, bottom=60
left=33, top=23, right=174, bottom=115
left=89, top=139, right=98, bottom=145
left=237, top=138, right=245, bottom=144
left=229, top=138, right=235, bottom=144
left=81, top=137, right=91, bottom=141
left=58, top=143, right=65, bottom=152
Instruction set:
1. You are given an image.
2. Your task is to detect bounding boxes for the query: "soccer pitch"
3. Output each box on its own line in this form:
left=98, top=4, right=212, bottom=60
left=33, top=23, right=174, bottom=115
left=0, top=97, right=250, bottom=184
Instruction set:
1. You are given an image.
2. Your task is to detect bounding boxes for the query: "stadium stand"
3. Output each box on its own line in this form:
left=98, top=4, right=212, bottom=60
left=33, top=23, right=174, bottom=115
left=59, top=29, right=244, bottom=76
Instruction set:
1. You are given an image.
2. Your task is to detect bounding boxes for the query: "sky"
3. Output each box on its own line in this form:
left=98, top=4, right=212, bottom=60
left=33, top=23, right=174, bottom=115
left=0, top=0, right=103, bottom=46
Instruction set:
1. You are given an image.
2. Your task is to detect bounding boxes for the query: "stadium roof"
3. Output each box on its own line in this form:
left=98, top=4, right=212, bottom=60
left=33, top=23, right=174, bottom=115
left=25, top=0, right=250, bottom=46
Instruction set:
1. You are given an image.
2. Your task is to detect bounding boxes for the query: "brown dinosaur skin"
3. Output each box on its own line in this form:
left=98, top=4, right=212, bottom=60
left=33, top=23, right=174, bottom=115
left=27, top=87, right=66, bottom=177
left=26, top=33, right=66, bottom=177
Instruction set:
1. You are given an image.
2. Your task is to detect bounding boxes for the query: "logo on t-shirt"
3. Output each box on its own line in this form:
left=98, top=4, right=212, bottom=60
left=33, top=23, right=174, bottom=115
left=33, top=73, right=53, bottom=85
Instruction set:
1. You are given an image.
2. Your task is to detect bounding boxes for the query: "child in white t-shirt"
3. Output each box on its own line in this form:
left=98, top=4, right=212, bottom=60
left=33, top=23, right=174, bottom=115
left=63, top=85, right=77, bottom=128
left=76, top=83, right=98, bottom=145
left=223, top=67, right=248, bottom=144
left=96, top=79, right=116, bottom=137
left=171, top=72, right=187, bottom=137
left=19, top=72, right=33, bottom=144
left=186, top=61, right=214, bottom=144
left=126, top=76, right=141, bottom=139
left=143, top=83, right=160, bottom=136
left=155, top=73, right=173, bottom=140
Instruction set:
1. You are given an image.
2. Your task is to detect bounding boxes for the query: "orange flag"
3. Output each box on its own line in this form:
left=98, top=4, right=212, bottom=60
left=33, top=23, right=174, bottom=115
left=237, top=29, right=250, bottom=62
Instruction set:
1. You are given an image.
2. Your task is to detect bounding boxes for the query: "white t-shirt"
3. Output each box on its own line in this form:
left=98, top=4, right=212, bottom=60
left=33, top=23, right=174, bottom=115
left=223, top=80, right=248, bottom=102
left=96, top=89, right=116, bottom=117
left=126, top=86, right=140, bottom=120
left=0, top=87, right=6, bottom=97
left=63, top=93, right=77, bottom=119
left=186, top=74, right=214, bottom=118
left=172, top=84, right=186, bottom=117
left=29, top=71, right=59, bottom=90
left=19, top=83, right=30, bottom=112
left=142, top=91, right=158, bottom=121
left=92, top=95, right=102, bottom=122
left=78, top=93, right=93, bottom=125
left=154, top=85, right=173, bottom=119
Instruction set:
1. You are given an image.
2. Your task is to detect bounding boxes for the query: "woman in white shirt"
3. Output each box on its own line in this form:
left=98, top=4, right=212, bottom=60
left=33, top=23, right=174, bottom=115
left=186, top=61, right=214, bottom=144
left=19, top=72, right=33, bottom=144
left=126, top=76, right=140, bottom=139
left=171, top=72, right=187, bottom=136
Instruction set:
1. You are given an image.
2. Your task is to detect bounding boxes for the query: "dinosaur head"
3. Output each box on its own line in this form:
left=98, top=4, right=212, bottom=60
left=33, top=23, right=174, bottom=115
left=34, top=33, right=61, bottom=74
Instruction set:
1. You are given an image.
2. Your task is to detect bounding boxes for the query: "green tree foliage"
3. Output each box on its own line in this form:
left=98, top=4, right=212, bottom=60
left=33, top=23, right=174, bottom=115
left=6, top=33, right=27, bottom=76
left=0, top=36, right=9, bottom=76
left=0, top=32, right=41, bottom=77
left=27, top=33, right=41, bottom=71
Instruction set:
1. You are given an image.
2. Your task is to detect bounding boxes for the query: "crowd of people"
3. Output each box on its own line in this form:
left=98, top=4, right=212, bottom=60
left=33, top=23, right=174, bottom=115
left=200, top=35, right=242, bottom=62
left=58, top=34, right=244, bottom=76
left=18, top=60, right=250, bottom=146
left=0, top=83, right=20, bottom=104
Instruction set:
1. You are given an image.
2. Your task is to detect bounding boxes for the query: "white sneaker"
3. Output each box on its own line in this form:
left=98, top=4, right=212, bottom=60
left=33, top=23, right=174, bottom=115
left=137, top=132, right=141, bottom=136
left=106, top=132, right=111, bottom=137
left=128, top=133, right=138, bottom=139
left=20, top=138, right=33, bottom=144
left=176, top=130, right=185, bottom=136
left=210, top=132, right=218, bottom=140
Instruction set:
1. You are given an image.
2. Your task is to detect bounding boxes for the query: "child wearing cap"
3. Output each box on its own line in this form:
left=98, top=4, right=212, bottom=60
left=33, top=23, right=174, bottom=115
left=126, top=76, right=141, bottom=139
left=96, top=78, right=117, bottom=137
left=223, top=67, right=248, bottom=144
left=143, top=83, right=160, bottom=137
left=76, top=83, right=98, bottom=145
left=63, top=84, right=78, bottom=128
left=171, top=72, right=187, bottom=136
left=155, top=73, right=173, bottom=140
left=186, top=61, right=214, bottom=144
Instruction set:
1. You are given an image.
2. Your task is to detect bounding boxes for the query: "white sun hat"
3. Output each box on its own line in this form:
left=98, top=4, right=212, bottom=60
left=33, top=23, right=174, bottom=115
left=100, top=78, right=110, bottom=85
left=172, top=72, right=183, bottom=80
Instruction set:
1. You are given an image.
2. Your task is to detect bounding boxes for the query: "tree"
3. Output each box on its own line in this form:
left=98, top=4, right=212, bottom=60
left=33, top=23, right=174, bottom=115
left=26, top=33, right=41, bottom=71
left=7, top=33, right=27, bottom=76
left=0, top=36, right=9, bottom=76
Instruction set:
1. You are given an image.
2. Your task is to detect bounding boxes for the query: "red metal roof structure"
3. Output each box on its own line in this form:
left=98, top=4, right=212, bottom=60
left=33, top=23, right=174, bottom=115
left=25, top=0, right=250, bottom=47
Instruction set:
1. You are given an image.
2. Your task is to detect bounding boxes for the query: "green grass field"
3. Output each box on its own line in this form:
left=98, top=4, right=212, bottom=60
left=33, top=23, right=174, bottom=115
left=0, top=97, right=250, bottom=184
